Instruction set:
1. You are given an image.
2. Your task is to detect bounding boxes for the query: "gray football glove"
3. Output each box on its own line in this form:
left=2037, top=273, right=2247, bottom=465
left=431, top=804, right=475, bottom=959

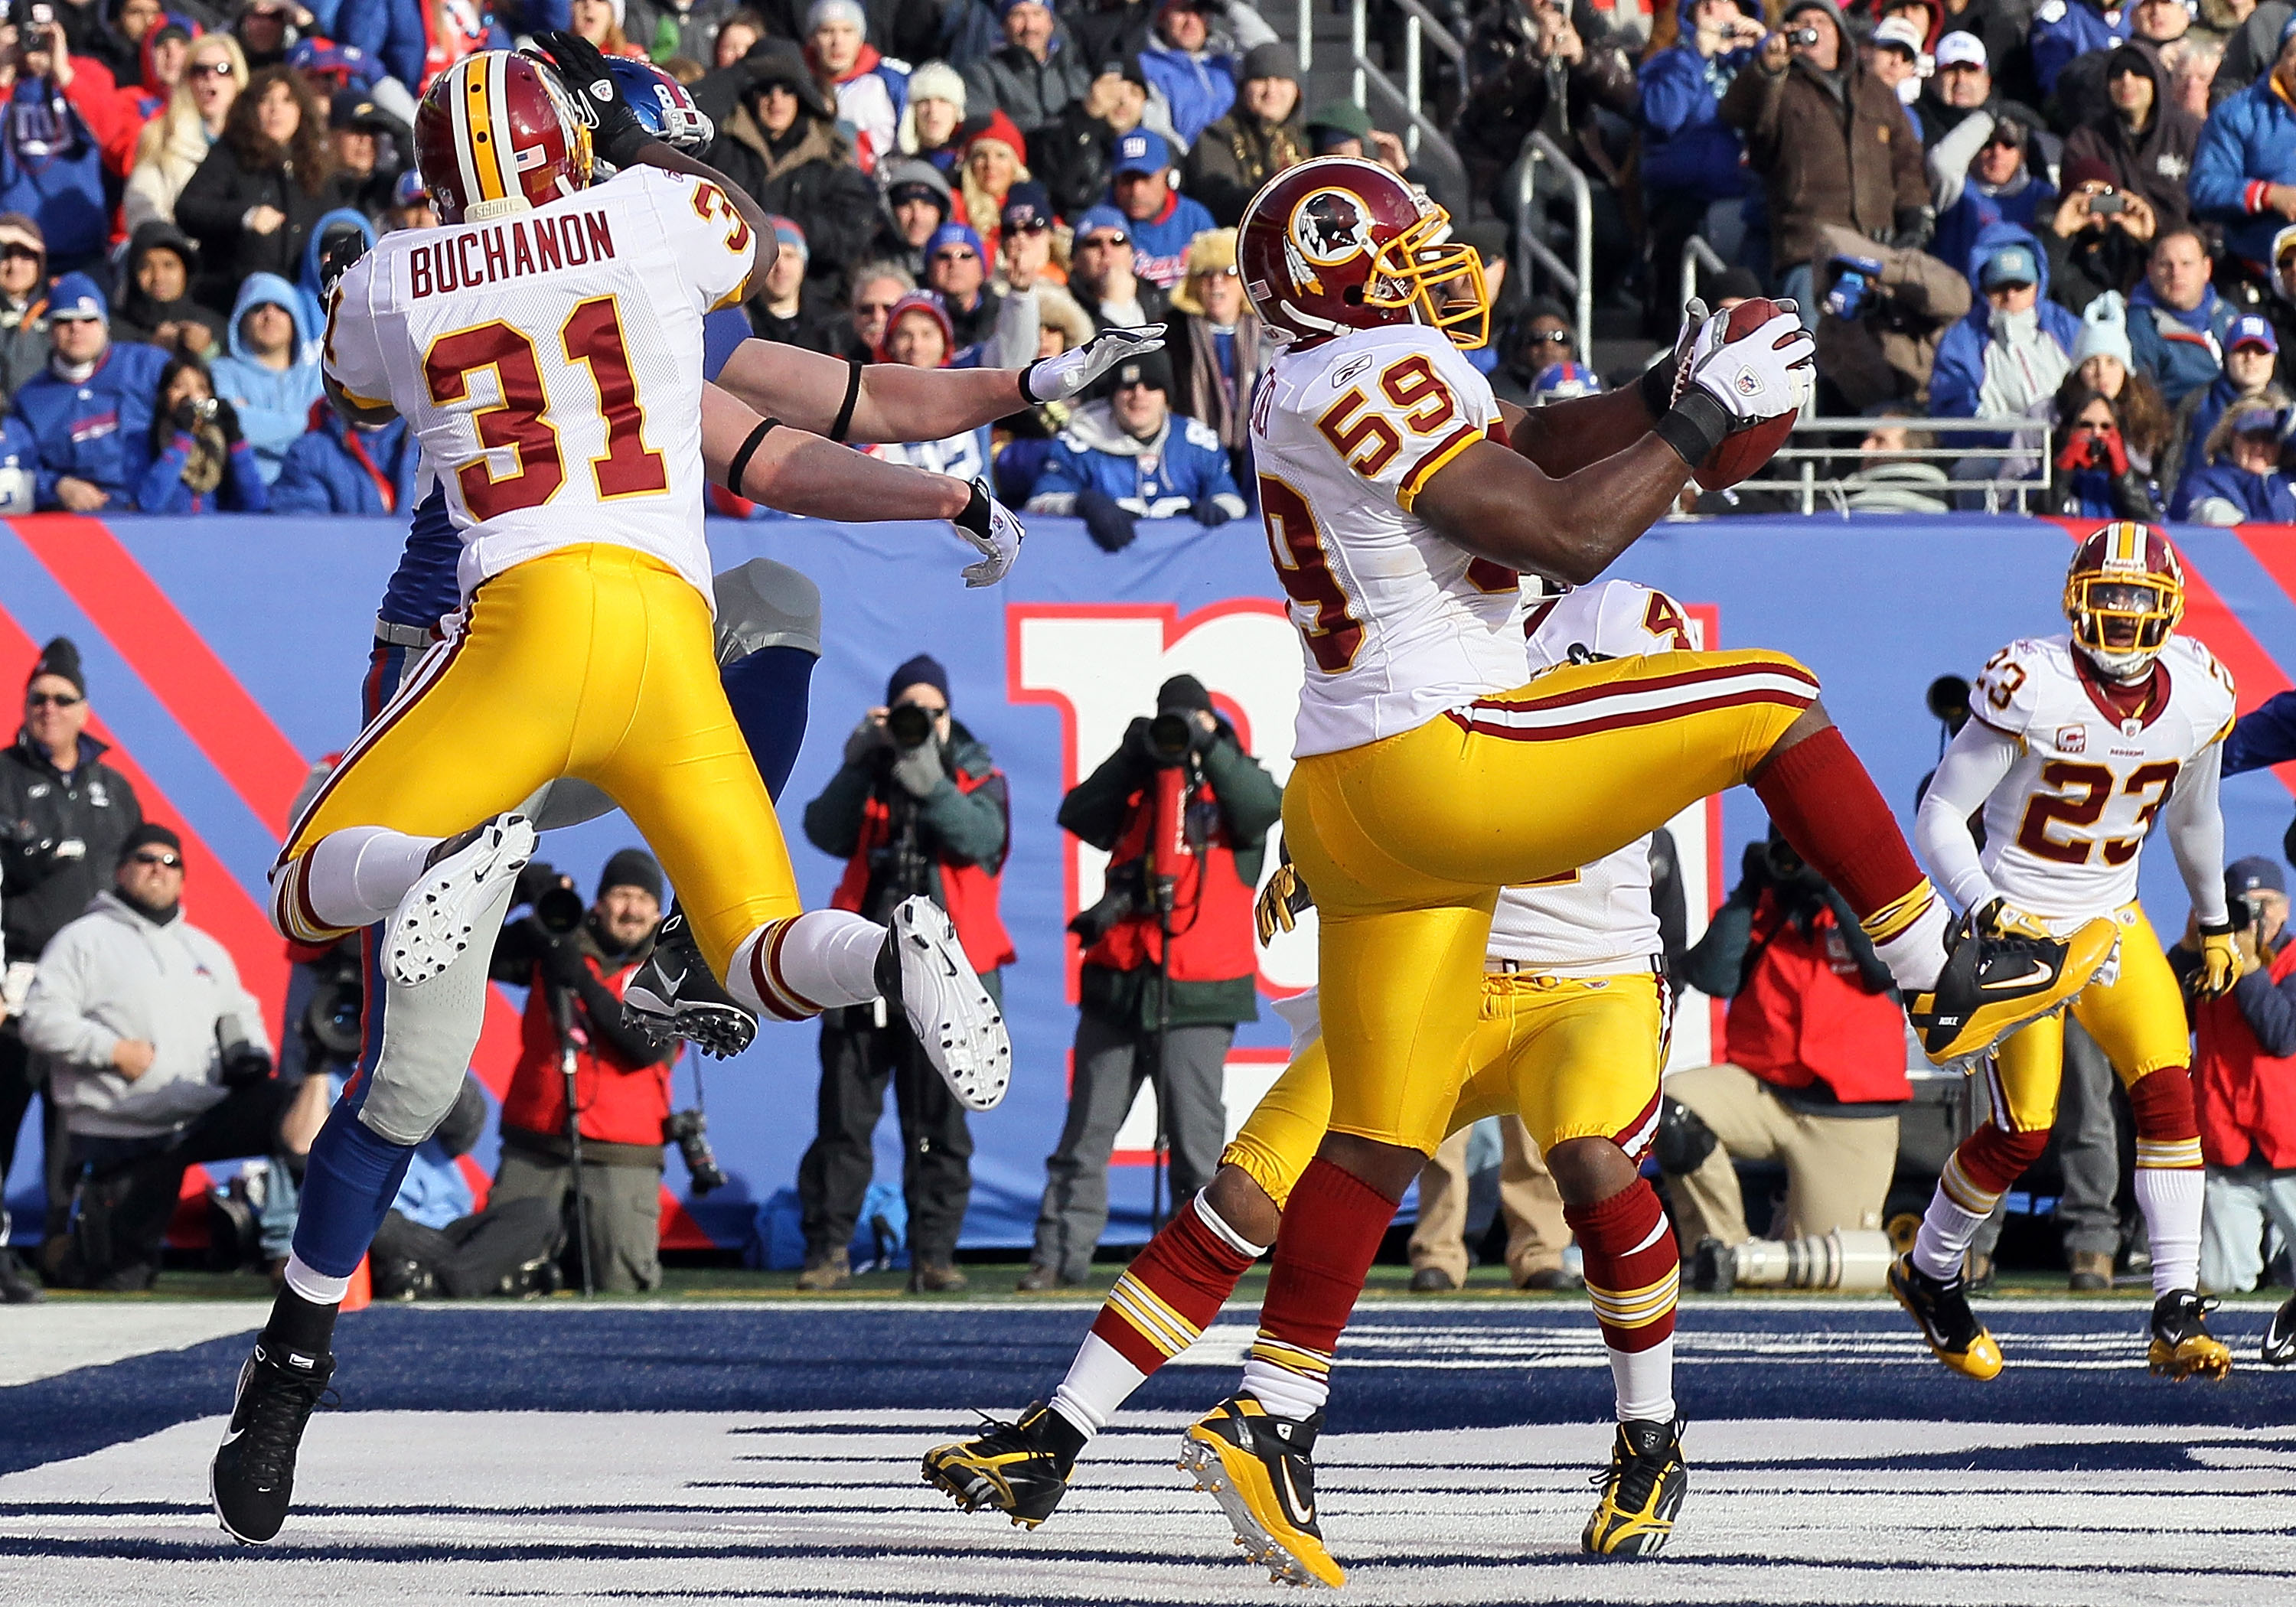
left=1020, top=324, right=1168, bottom=404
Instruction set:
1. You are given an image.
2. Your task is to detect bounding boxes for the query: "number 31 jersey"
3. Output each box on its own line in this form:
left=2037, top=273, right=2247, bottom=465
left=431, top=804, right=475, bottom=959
left=1968, top=634, right=2236, bottom=920
left=325, top=165, right=752, bottom=606
left=1251, top=322, right=1521, bottom=758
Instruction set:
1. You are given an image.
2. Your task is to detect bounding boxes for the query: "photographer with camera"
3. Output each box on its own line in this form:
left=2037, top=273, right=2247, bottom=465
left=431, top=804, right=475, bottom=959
left=1022, top=673, right=1281, bottom=1290
left=796, top=654, right=1014, bottom=1292
left=486, top=848, right=681, bottom=1295
left=1658, top=820, right=1913, bottom=1277
left=17, top=823, right=308, bottom=1289
left=0, top=2, right=109, bottom=273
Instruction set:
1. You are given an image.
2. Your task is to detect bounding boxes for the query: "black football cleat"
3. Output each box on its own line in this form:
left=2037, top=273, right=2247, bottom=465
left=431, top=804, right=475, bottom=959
left=210, top=1340, right=336, bottom=1543
left=2149, top=1290, right=2233, bottom=1380
left=623, top=906, right=756, bottom=1058
left=1888, top=1253, right=2003, bottom=1379
left=1907, top=911, right=2118, bottom=1068
left=2264, top=1295, right=2296, bottom=1367
left=921, top=1401, right=1088, bottom=1527
left=1583, top=1417, right=1688, bottom=1556
left=1179, top=1394, right=1342, bottom=1589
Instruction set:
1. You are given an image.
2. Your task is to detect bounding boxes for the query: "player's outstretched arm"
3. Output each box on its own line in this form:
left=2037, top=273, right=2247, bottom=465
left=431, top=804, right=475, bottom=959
left=713, top=324, right=1166, bottom=446
left=702, top=384, right=967, bottom=522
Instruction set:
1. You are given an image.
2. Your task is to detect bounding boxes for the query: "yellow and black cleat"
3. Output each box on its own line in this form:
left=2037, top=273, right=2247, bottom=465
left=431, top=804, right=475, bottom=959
left=921, top=1401, right=1087, bottom=1528
left=2149, top=1291, right=2234, bottom=1381
left=1177, top=1394, right=1343, bottom=1589
left=1888, top=1253, right=2004, bottom=1380
left=1583, top=1417, right=1688, bottom=1557
left=1909, top=913, right=2118, bottom=1068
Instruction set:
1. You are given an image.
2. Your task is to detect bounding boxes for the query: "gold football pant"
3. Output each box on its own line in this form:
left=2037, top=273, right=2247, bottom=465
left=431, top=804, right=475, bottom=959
left=1287, top=650, right=1814, bottom=1155
left=1221, top=970, right=1670, bottom=1209
left=1985, top=904, right=2187, bottom=1132
left=276, top=543, right=801, bottom=976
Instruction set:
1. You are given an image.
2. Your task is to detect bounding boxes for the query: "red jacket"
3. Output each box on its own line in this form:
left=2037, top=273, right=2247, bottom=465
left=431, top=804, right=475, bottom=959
left=500, top=950, right=672, bottom=1148
left=1081, top=775, right=1257, bottom=985
left=830, top=766, right=1016, bottom=975
left=2195, top=938, right=2296, bottom=1169
left=1726, top=892, right=1911, bottom=1105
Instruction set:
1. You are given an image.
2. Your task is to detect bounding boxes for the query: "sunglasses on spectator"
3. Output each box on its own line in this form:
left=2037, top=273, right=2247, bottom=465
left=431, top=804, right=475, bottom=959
left=1983, top=133, right=2022, bottom=151
left=934, top=247, right=977, bottom=262
left=1524, top=329, right=1572, bottom=346
left=1081, top=231, right=1130, bottom=247
left=26, top=691, right=83, bottom=708
left=130, top=851, right=182, bottom=869
left=188, top=60, right=236, bottom=78
left=0, top=246, right=38, bottom=262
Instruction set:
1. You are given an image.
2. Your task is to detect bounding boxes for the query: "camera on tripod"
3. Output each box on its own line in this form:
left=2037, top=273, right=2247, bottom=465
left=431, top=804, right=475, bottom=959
left=664, top=1108, right=726, bottom=1194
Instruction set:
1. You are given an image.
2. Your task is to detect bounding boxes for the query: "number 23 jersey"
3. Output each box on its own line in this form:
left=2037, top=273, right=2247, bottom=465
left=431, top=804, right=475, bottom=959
left=1251, top=322, right=1521, bottom=758
left=1968, top=634, right=2235, bottom=919
left=325, top=165, right=753, bottom=607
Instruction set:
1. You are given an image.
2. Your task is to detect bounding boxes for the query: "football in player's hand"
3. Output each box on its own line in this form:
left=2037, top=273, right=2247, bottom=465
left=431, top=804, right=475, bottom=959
left=1684, top=296, right=1801, bottom=491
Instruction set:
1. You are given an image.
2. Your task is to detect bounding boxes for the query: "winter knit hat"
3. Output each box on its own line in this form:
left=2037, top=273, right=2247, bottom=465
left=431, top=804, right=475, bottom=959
left=597, top=846, right=664, bottom=905
left=2073, top=290, right=2133, bottom=369
left=906, top=60, right=967, bottom=115
left=1156, top=673, right=1213, bottom=715
left=118, top=822, right=182, bottom=864
left=806, top=0, right=866, bottom=34
left=28, top=635, right=83, bottom=695
left=887, top=653, right=951, bottom=706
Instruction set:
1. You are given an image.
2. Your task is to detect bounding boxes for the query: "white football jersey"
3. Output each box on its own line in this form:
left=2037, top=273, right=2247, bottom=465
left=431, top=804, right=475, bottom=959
left=1249, top=322, right=1522, bottom=758
left=325, top=165, right=753, bottom=605
left=1968, top=634, right=2236, bottom=920
left=1482, top=579, right=1692, bottom=971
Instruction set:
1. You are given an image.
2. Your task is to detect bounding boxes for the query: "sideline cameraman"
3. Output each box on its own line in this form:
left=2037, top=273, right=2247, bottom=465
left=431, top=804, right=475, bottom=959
left=487, top=849, right=679, bottom=1295
left=1023, top=673, right=1282, bottom=1290
left=797, top=654, right=1014, bottom=1293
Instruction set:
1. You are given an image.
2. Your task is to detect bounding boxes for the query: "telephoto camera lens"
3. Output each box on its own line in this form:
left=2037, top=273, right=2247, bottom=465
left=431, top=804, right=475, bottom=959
left=885, top=702, right=935, bottom=750
left=534, top=883, right=586, bottom=934
left=665, top=1110, right=727, bottom=1195
left=1147, top=711, right=1195, bottom=764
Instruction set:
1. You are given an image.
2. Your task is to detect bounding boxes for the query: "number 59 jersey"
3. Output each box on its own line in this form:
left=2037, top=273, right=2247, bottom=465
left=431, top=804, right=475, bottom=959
left=1251, top=322, right=1523, bottom=758
left=325, top=165, right=754, bottom=607
left=1969, top=634, right=2236, bottom=920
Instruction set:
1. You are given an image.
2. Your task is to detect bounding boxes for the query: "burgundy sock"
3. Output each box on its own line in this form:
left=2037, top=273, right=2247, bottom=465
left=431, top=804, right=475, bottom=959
left=1753, top=725, right=1928, bottom=924
left=1090, top=1200, right=1259, bottom=1374
left=1257, top=1159, right=1398, bottom=1357
left=1566, top=1179, right=1679, bottom=1355
left=1957, top=1123, right=2052, bottom=1195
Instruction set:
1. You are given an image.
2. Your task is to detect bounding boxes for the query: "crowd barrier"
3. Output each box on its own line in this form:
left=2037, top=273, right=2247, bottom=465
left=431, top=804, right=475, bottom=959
left=2, top=510, right=2293, bottom=1254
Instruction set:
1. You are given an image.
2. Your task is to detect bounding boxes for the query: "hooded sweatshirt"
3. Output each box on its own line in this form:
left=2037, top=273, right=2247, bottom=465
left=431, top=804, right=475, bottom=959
left=1026, top=398, right=1247, bottom=519
left=21, top=888, right=269, bottom=1143
left=297, top=205, right=376, bottom=341
left=109, top=220, right=227, bottom=354
left=205, top=270, right=322, bottom=484
left=1932, top=219, right=2083, bottom=432
left=2060, top=44, right=2201, bottom=229
left=1637, top=0, right=1756, bottom=197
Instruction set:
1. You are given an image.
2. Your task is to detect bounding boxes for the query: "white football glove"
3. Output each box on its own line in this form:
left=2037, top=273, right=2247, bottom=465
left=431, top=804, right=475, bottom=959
left=1665, top=296, right=1710, bottom=401
left=1683, top=305, right=1815, bottom=425
left=953, top=478, right=1024, bottom=588
left=1020, top=324, right=1167, bottom=404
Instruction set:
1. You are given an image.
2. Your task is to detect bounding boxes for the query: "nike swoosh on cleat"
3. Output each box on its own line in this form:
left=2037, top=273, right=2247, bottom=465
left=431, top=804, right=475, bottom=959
left=1979, top=963, right=2053, bottom=990
left=1277, top=1458, right=1313, bottom=1525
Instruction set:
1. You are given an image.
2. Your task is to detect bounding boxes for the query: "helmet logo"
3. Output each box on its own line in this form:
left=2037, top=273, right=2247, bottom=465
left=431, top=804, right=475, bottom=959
left=1292, top=189, right=1371, bottom=264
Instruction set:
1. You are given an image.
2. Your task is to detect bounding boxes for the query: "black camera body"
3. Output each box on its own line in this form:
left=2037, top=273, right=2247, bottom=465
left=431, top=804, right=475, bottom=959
left=1786, top=24, right=1820, bottom=45
left=664, top=1108, right=726, bottom=1194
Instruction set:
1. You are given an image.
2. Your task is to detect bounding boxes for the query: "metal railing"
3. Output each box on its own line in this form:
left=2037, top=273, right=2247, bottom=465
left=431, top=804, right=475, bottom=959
left=1297, top=0, right=1313, bottom=73
left=1515, top=132, right=1593, bottom=363
left=1346, top=0, right=1469, bottom=197
left=1699, top=416, right=2050, bottom=517
left=1681, top=233, right=1727, bottom=318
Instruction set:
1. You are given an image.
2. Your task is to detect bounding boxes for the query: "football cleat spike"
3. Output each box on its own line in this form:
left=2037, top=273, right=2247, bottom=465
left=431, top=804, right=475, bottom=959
left=622, top=907, right=756, bottom=1059
left=1583, top=1417, right=1688, bottom=1557
left=1179, top=1394, right=1343, bottom=1589
left=1908, top=912, right=2118, bottom=1067
left=385, top=814, right=534, bottom=986
left=921, top=1401, right=1087, bottom=1527
left=1889, top=1253, right=2004, bottom=1380
left=2149, top=1289, right=2234, bottom=1381
left=883, top=895, right=1010, bottom=1110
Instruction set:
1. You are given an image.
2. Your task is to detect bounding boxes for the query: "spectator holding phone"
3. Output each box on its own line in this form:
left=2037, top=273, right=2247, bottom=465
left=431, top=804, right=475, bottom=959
left=135, top=355, right=267, bottom=513
left=0, top=8, right=109, bottom=272
left=2043, top=155, right=2159, bottom=309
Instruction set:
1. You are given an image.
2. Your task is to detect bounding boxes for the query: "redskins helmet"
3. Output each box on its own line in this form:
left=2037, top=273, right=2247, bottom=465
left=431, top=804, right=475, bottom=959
left=2063, top=521, right=2186, bottom=679
left=1237, top=157, right=1488, bottom=350
left=414, top=51, right=593, bottom=227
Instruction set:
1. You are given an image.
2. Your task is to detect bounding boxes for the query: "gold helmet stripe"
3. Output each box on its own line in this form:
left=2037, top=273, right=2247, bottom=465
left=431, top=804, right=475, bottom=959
left=462, top=54, right=510, bottom=205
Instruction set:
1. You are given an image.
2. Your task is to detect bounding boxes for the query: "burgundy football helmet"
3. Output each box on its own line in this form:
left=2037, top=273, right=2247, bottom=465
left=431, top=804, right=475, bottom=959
left=1237, top=157, right=1488, bottom=349
left=414, top=51, right=593, bottom=226
left=2063, top=521, right=2186, bottom=677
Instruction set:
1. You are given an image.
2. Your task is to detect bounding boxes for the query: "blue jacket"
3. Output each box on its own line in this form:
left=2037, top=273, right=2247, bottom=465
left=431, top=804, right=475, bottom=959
left=273, top=403, right=423, bottom=515
left=2227, top=689, right=2296, bottom=775
left=297, top=207, right=375, bottom=347
left=1026, top=402, right=1247, bottom=518
left=207, top=272, right=325, bottom=485
left=380, top=486, right=462, bottom=631
left=2172, top=460, right=2296, bottom=521
left=1929, top=220, right=2083, bottom=422
left=1120, top=188, right=1219, bottom=289
left=1932, top=173, right=2058, bottom=280
left=2128, top=278, right=2238, bottom=406
left=2191, top=73, right=2296, bottom=269
left=2174, top=373, right=2254, bottom=488
left=2030, top=0, right=2130, bottom=99
left=135, top=428, right=269, bottom=513
left=1140, top=43, right=1237, bottom=147
left=344, top=0, right=514, bottom=96
left=0, top=80, right=106, bottom=262
left=1636, top=6, right=1753, bottom=199
left=9, top=341, right=171, bottom=508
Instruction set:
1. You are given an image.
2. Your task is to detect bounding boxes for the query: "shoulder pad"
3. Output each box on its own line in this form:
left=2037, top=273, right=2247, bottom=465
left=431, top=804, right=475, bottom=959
left=1971, top=637, right=2053, bottom=738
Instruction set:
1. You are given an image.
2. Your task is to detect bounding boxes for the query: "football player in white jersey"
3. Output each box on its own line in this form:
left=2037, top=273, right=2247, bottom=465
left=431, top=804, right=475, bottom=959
left=210, top=51, right=1026, bottom=1546
left=925, top=581, right=1701, bottom=1571
left=1161, top=156, right=2121, bottom=1586
left=1901, top=522, right=2238, bottom=1382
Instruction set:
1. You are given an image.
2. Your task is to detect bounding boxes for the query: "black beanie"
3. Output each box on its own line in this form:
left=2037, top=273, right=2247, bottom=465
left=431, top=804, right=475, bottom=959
left=597, top=846, right=664, bottom=905
left=1156, top=673, right=1214, bottom=715
left=30, top=636, right=83, bottom=696
left=886, top=653, right=951, bottom=706
left=119, top=822, right=181, bottom=864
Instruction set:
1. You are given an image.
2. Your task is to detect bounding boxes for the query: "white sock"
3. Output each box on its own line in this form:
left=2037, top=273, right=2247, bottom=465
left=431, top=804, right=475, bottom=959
left=282, top=1251, right=351, bottom=1306
left=726, top=910, right=883, bottom=1017
left=1912, top=1157, right=2000, bottom=1283
left=1873, top=893, right=1950, bottom=993
left=302, top=826, right=439, bottom=930
left=2135, top=1167, right=2204, bottom=1298
left=1049, top=1333, right=1148, bottom=1441
left=1609, top=1335, right=1676, bottom=1424
left=1241, top=1354, right=1329, bottom=1421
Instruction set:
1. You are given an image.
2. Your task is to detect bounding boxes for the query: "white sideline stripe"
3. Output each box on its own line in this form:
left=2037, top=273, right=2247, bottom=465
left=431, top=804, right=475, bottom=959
left=0, top=1304, right=260, bottom=1387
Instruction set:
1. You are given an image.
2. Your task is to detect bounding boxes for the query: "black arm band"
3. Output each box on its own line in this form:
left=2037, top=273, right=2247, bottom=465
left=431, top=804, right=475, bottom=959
left=2200, top=920, right=2236, bottom=937
left=1652, top=389, right=1730, bottom=468
left=1637, top=348, right=1680, bottom=421
left=723, top=416, right=781, bottom=495
left=829, top=357, right=864, bottom=443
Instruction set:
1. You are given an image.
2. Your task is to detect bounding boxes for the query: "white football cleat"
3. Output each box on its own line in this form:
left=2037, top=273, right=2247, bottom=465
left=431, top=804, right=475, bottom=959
left=885, top=895, right=1010, bottom=1110
left=383, top=813, right=535, bottom=987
